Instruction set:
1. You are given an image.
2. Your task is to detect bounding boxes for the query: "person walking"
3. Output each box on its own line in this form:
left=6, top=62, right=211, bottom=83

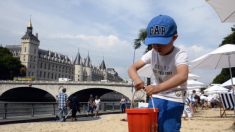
left=94, top=96, right=101, bottom=118
left=87, top=94, right=94, bottom=116
left=120, top=96, right=126, bottom=113
left=128, top=15, right=189, bottom=132
left=69, top=95, right=80, bottom=121
left=57, top=88, right=68, bottom=122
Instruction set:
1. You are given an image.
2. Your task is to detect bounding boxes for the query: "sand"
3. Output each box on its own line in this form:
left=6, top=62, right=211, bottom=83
left=0, top=108, right=234, bottom=132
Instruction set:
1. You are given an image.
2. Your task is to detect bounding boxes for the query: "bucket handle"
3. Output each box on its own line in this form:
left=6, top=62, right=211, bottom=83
left=150, top=96, right=156, bottom=112
left=131, top=88, right=156, bottom=112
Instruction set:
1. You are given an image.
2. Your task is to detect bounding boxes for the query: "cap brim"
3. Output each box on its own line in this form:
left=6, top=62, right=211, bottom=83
left=144, top=36, right=173, bottom=46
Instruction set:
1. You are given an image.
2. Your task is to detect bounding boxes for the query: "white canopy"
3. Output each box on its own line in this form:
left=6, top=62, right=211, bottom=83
left=204, top=85, right=229, bottom=94
left=206, top=0, right=235, bottom=23
left=191, top=44, right=235, bottom=69
left=221, top=77, right=235, bottom=87
left=187, top=80, right=205, bottom=87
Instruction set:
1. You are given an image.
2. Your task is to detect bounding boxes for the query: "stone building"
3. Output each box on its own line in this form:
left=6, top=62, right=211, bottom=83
left=6, top=20, right=123, bottom=82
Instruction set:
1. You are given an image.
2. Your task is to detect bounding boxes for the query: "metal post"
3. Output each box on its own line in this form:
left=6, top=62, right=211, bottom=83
left=228, top=55, right=235, bottom=116
left=3, top=103, right=7, bottom=119
left=103, top=103, right=106, bottom=111
left=112, top=102, right=115, bottom=111
left=31, top=104, right=34, bottom=117
left=53, top=103, right=56, bottom=115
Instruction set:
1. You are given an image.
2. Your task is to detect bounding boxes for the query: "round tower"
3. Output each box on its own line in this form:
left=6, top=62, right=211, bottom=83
left=85, top=53, right=92, bottom=81
left=74, top=49, right=83, bottom=81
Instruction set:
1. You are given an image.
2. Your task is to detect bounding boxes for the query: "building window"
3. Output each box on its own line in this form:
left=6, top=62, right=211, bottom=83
left=44, top=72, right=46, bottom=78
left=24, top=47, right=26, bottom=52
left=55, top=74, right=57, bottom=79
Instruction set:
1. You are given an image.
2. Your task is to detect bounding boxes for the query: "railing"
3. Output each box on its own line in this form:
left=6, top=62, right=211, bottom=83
left=0, top=102, right=131, bottom=120
left=0, top=80, right=131, bottom=86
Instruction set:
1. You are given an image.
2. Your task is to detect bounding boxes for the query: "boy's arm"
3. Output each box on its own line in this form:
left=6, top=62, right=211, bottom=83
left=128, top=60, right=146, bottom=90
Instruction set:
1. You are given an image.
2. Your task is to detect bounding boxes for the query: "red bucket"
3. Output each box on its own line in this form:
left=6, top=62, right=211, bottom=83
left=126, top=108, right=158, bottom=132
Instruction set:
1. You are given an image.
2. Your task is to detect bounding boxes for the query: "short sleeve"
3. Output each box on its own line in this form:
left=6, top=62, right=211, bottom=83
left=176, top=50, right=188, bottom=66
left=141, top=49, right=152, bottom=64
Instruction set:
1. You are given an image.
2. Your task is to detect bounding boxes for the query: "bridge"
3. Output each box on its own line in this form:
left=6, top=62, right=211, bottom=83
left=0, top=81, right=142, bottom=102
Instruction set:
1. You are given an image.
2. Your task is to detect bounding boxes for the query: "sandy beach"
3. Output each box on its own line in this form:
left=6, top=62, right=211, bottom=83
left=0, top=108, right=234, bottom=132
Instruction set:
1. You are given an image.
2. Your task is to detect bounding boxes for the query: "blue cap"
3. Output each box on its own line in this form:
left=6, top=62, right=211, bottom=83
left=145, top=15, right=177, bottom=45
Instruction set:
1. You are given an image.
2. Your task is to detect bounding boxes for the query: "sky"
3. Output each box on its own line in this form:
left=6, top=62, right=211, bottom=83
left=0, top=0, right=234, bottom=85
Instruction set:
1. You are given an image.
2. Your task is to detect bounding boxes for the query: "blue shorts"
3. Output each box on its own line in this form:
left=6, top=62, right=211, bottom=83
left=148, top=98, right=184, bottom=132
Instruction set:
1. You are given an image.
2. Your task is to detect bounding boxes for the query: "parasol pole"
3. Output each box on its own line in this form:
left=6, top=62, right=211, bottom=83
left=228, top=54, right=235, bottom=116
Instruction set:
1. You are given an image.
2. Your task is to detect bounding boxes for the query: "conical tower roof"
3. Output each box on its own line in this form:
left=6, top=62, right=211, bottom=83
left=84, top=52, right=92, bottom=67
left=99, top=58, right=106, bottom=70
left=73, top=49, right=82, bottom=65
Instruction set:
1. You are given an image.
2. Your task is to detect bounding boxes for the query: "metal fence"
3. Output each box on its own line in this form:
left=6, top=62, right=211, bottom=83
left=0, top=102, right=131, bottom=120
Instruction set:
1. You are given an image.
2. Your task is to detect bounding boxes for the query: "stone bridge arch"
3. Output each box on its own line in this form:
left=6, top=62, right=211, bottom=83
left=0, top=81, right=135, bottom=102
left=0, top=86, right=56, bottom=101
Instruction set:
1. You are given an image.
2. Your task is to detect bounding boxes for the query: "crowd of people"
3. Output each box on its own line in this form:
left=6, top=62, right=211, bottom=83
left=56, top=86, right=130, bottom=122
left=182, top=90, right=221, bottom=120
left=56, top=87, right=102, bottom=122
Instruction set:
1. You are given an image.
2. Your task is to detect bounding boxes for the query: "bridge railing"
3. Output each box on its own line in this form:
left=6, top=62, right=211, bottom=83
left=0, top=80, right=131, bottom=86
left=0, top=102, right=131, bottom=120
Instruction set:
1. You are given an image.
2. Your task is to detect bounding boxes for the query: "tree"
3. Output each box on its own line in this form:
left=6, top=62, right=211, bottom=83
left=133, top=29, right=152, bottom=52
left=0, top=47, right=25, bottom=80
left=212, top=28, right=235, bottom=84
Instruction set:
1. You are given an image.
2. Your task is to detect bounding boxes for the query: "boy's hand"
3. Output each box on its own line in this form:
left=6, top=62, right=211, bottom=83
left=133, top=79, right=144, bottom=91
left=144, top=85, right=158, bottom=96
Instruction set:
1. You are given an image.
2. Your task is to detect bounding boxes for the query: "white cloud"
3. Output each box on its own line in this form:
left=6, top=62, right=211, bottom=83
left=0, top=0, right=234, bottom=85
left=178, top=44, right=212, bottom=60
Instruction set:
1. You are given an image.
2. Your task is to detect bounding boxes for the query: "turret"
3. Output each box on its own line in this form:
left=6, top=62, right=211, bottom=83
left=84, top=52, right=92, bottom=81
left=20, top=18, right=40, bottom=80
left=73, top=49, right=83, bottom=81
left=100, top=58, right=108, bottom=80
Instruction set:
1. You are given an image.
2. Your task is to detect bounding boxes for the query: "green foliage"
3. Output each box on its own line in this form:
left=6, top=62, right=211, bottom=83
left=212, top=28, right=235, bottom=84
left=0, top=47, right=25, bottom=80
left=133, top=29, right=151, bottom=53
left=220, top=29, right=235, bottom=46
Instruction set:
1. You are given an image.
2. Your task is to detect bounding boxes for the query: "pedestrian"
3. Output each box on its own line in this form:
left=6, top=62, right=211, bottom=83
left=182, top=97, right=193, bottom=120
left=128, top=15, right=189, bottom=132
left=57, top=88, right=68, bottom=122
left=87, top=94, right=94, bottom=116
left=120, top=96, right=126, bottom=113
left=190, top=90, right=198, bottom=113
left=94, top=95, right=101, bottom=118
left=69, top=95, right=80, bottom=121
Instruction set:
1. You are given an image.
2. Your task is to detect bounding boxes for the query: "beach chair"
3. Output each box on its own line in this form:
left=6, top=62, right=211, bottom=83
left=219, top=93, right=235, bottom=117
